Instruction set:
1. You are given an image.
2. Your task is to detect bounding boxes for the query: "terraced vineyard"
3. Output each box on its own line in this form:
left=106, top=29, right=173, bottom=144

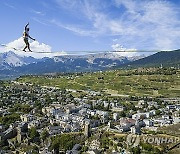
left=17, top=68, right=180, bottom=97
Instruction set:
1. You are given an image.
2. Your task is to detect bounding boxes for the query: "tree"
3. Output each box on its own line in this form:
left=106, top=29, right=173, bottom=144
left=130, top=146, right=141, bottom=154
left=50, top=136, right=60, bottom=154
left=156, top=109, right=162, bottom=116
left=119, top=111, right=126, bottom=117
left=29, top=127, right=40, bottom=142
left=101, top=136, right=110, bottom=149
left=41, top=129, right=49, bottom=142
left=81, top=146, right=88, bottom=152
left=50, top=134, right=78, bottom=152
left=0, top=113, right=20, bottom=127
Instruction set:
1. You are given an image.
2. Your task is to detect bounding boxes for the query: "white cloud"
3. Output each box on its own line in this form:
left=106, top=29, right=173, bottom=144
left=111, top=44, right=125, bottom=51
left=110, top=0, right=180, bottom=51
left=111, top=43, right=138, bottom=57
left=2, top=37, right=67, bottom=58
left=53, top=0, right=180, bottom=51
left=50, top=1, right=107, bottom=36
left=32, top=17, right=49, bottom=26
left=4, top=2, right=16, bottom=9
left=113, top=39, right=118, bottom=42
left=50, top=19, right=98, bottom=36
left=31, top=9, right=45, bottom=16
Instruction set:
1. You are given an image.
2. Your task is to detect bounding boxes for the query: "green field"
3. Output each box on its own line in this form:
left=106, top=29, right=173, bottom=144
left=17, top=68, right=180, bottom=97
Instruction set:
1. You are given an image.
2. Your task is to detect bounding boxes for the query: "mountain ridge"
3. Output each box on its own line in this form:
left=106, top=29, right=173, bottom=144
left=0, top=50, right=179, bottom=80
left=121, top=50, right=180, bottom=68
left=0, top=51, right=144, bottom=79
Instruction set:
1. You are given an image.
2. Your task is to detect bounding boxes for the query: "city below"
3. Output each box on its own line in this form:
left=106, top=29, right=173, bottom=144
left=0, top=68, right=180, bottom=154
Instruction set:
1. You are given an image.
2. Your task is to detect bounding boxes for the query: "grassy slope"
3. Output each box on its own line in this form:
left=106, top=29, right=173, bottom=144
left=17, top=69, right=180, bottom=97
left=123, top=50, right=180, bottom=68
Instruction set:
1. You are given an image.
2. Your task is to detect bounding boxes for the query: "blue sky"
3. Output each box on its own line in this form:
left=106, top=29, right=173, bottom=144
left=0, top=0, right=180, bottom=55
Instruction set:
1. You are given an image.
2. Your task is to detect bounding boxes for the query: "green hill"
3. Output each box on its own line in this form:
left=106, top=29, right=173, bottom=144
left=123, top=50, right=180, bottom=68
left=17, top=68, right=180, bottom=98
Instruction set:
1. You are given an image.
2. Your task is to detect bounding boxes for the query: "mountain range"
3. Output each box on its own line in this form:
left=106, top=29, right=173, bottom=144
left=0, top=50, right=179, bottom=79
left=0, top=51, right=141, bottom=79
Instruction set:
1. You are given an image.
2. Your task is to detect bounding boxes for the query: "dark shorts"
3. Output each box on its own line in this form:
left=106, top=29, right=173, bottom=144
left=24, top=38, right=29, bottom=45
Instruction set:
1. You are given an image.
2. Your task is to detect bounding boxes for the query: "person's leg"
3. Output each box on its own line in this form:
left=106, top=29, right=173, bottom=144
left=25, top=40, right=32, bottom=52
left=23, top=39, right=28, bottom=51
left=27, top=42, right=32, bottom=52
left=23, top=46, right=27, bottom=51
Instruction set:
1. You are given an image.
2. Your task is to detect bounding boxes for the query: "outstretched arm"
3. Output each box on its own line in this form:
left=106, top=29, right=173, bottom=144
left=25, top=22, right=29, bottom=30
left=28, top=35, right=35, bottom=41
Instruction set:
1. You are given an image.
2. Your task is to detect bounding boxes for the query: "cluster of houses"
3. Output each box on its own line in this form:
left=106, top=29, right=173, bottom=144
left=0, top=81, right=180, bottom=153
left=41, top=103, right=108, bottom=135
left=108, top=100, right=180, bottom=135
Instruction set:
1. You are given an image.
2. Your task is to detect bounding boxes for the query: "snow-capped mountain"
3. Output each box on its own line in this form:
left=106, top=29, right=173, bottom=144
left=1, top=51, right=24, bottom=67
left=0, top=51, right=41, bottom=70
left=53, top=52, right=145, bottom=64
left=0, top=50, right=147, bottom=79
